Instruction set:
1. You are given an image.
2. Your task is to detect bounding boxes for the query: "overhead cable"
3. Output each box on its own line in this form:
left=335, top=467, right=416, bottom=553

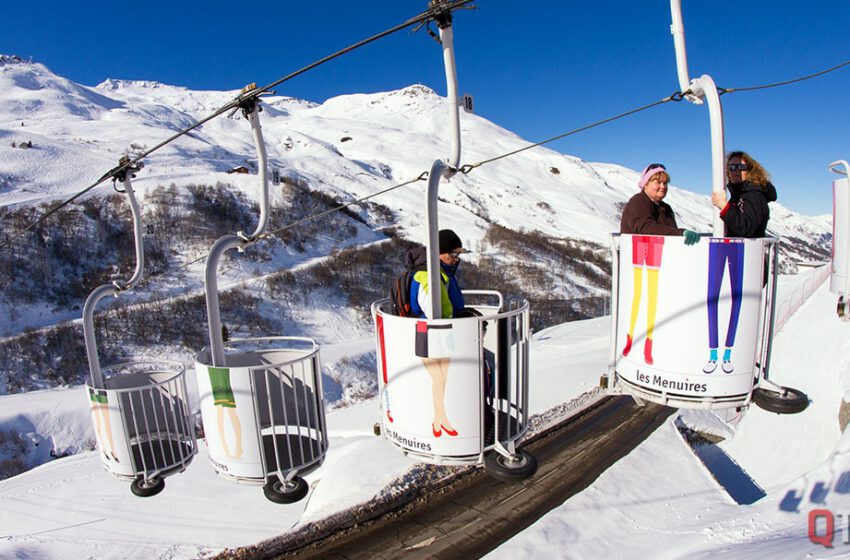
left=720, top=59, right=850, bottom=94
left=135, top=171, right=431, bottom=287
left=0, top=0, right=475, bottom=251
left=460, top=95, right=679, bottom=174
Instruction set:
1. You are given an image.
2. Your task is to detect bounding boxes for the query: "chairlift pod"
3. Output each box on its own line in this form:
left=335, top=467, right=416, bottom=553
left=82, top=160, right=197, bottom=497
left=608, top=235, right=808, bottom=414
left=371, top=10, right=537, bottom=481
left=194, top=338, right=326, bottom=504
left=605, top=1, right=808, bottom=414
left=828, top=160, right=850, bottom=320
left=373, top=291, right=534, bottom=480
left=193, top=92, right=328, bottom=504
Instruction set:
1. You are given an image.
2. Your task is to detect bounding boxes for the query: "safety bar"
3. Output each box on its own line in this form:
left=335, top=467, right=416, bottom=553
left=829, top=160, right=850, bottom=310
left=248, top=342, right=327, bottom=483
left=83, top=162, right=145, bottom=388
left=607, top=235, right=621, bottom=378
left=107, top=361, right=195, bottom=480
left=204, top=99, right=270, bottom=366
left=755, top=238, right=780, bottom=381
left=669, top=0, right=726, bottom=237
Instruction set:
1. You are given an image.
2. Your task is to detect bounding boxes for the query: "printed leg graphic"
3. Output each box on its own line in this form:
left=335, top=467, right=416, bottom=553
left=705, top=243, right=724, bottom=373
left=93, top=404, right=119, bottom=462
left=209, top=367, right=240, bottom=458
left=228, top=408, right=243, bottom=459
left=625, top=266, right=643, bottom=356
left=90, top=389, right=119, bottom=463
left=722, top=244, right=745, bottom=374
left=704, top=348, right=718, bottom=374
left=216, top=406, right=232, bottom=458
left=422, top=357, right=457, bottom=437
left=644, top=268, right=659, bottom=365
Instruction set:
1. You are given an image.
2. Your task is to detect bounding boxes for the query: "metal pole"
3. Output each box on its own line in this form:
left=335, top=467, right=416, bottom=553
left=607, top=236, right=621, bottom=379
left=245, top=107, right=270, bottom=240
left=438, top=23, right=461, bottom=169
left=204, top=100, right=271, bottom=365
left=423, top=4, right=464, bottom=319
left=669, top=0, right=726, bottom=236
left=669, top=0, right=693, bottom=97
left=829, top=160, right=850, bottom=307
left=425, top=160, right=447, bottom=319
left=83, top=171, right=144, bottom=388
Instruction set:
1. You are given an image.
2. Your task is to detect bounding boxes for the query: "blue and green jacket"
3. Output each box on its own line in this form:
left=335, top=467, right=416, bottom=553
left=409, top=261, right=465, bottom=319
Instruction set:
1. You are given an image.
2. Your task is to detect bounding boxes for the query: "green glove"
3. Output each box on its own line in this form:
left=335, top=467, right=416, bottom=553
left=683, top=230, right=700, bottom=245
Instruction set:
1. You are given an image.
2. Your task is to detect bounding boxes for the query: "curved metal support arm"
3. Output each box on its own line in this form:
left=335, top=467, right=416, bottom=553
left=204, top=234, right=248, bottom=366
left=83, top=174, right=145, bottom=388
left=829, top=160, right=850, bottom=176
left=439, top=23, right=461, bottom=171
left=668, top=0, right=726, bottom=236
left=689, top=75, right=727, bottom=236
left=669, top=0, right=692, bottom=96
left=120, top=176, right=145, bottom=289
left=203, top=102, right=271, bottom=365
left=244, top=107, right=270, bottom=240
left=425, top=160, right=449, bottom=319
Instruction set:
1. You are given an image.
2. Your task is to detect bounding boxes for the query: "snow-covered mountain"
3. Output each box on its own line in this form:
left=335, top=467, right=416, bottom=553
left=0, top=53, right=832, bottom=401
left=0, top=55, right=846, bottom=560
left=0, top=55, right=831, bottom=249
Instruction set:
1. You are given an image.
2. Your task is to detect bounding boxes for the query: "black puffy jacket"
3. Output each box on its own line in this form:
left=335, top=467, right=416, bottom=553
left=721, top=181, right=777, bottom=238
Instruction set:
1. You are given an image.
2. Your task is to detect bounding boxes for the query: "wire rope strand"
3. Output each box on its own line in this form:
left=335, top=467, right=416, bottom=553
left=0, top=0, right=474, bottom=252
left=134, top=172, right=430, bottom=288
left=722, top=59, right=850, bottom=93
left=462, top=96, right=674, bottom=173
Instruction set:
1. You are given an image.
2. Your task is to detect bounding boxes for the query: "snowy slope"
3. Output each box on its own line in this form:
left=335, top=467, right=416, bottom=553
left=0, top=55, right=843, bottom=559
left=0, top=56, right=831, bottom=251
left=488, top=276, right=850, bottom=560
left=1, top=268, right=844, bottom=560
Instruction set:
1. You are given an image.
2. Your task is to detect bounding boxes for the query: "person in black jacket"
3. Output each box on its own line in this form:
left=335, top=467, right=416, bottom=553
left=703, top=151, right=776, bottom=374
left=711, top=151, right=777, bottom=237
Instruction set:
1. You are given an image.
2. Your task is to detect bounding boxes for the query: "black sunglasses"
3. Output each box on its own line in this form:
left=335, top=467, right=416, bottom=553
left=646, top=163, right=666, bottom=173
left=727, top=163, right=749, bottom=172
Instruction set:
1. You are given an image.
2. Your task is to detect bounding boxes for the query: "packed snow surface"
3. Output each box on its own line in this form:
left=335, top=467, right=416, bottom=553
left=1, top=269, right=847, bottom=559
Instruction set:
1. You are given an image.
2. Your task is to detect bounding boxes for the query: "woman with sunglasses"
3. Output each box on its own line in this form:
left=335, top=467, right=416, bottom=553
left=702, top=152, right=777, bottom=374
left=711, top=151, right=777, bottom=238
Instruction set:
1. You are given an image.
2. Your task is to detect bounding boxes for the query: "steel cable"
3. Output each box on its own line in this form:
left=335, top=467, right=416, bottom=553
left=134, top=171, right=430, bottom=287
left=720, top=59, right=850, bottom=94
left=460, top=96, right=678, bottom=174
left=0, top=0, right=474, bottom=251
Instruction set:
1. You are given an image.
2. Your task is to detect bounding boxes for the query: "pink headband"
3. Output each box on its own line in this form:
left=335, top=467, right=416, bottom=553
left=638, top=163, right=667, bottom=188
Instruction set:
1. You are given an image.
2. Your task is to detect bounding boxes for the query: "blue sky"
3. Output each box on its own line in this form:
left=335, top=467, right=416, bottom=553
left=2, top=0, right=849, bottom=215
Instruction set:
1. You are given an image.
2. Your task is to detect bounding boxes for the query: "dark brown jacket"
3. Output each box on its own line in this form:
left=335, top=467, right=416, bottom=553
left=619, top=191, right=684, bottom=235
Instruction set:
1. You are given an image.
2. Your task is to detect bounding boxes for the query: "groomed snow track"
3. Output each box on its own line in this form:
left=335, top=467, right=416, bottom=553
left=217, top=396, right=674, bottom=560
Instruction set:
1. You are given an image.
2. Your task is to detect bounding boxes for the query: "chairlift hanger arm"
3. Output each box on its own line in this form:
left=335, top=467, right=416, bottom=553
left=0, top=1, right=476, bottom=252
left=83, top=158, right=147, bottom=387
left=829, top=160, right=850, bottom=176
